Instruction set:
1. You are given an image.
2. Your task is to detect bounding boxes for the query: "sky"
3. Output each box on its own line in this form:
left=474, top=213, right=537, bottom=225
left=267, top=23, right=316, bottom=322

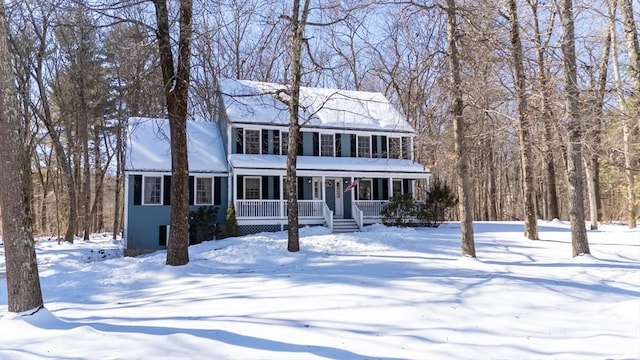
left=0, top=220, right=639, bottom=359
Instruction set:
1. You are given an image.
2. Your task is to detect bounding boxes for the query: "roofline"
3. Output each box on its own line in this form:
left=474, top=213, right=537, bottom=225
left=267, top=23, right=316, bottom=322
left=228, top=121, right=415, bottom=135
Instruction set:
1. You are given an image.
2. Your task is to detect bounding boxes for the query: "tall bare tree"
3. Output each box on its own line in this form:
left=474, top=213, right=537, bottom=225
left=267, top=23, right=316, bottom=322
left=610, top=0, right=637, bottom=230
left=508, top=0, right=538, bottom=240
left=445, top=0, right=475, bottom=257
left=527, top=0, right=561, bottom=221
left=618, top=0, right=639, bottom=228
left=560, top=0, right=590, bottom=257
left=153, top=0, right=194, bottom=265
left=284, top=0, right=311, bottom=253
left=0, top=2, right=44, bottom=313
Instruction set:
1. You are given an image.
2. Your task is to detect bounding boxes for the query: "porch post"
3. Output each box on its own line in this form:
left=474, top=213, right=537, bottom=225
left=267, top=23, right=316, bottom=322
left=279, top=175, right=284, bottom=229
left=389, top=177, right=394, bottom=199
left=351, top=177, right=355, bottom=202
left=321, top=175, right=326, bottom=200
left=233, top=172, right=237, bottom=208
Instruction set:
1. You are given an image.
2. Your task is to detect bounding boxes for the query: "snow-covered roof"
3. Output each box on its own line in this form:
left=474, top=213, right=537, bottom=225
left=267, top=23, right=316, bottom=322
left=218, top=78, right=414, bottom=134
left=125, top=117, right=227, bottom=173
left=229, top=154, right=430, bottom=178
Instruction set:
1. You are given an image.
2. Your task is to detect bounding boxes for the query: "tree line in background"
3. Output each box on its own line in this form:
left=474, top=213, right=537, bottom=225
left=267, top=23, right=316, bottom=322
left=0, top=0, right=638, bottom=309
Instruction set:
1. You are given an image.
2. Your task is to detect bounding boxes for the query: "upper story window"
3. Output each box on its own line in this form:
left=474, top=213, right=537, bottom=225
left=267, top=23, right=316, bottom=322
left=357, top=135, right=371, bottom=158
left=143, top=176, right=162, bottom=205
left=281, top=131, right=289, bottom=155
left=402, top=137, right=411, bottom=160
left=245, top=129, right=260, bottom=154
left=195, top=177, right=213, bottom=205
left=320, top=134, right=334, bottom=157
left=244, top=177, right=261, bottom=199
left=388, top=137, right=402, bottom=159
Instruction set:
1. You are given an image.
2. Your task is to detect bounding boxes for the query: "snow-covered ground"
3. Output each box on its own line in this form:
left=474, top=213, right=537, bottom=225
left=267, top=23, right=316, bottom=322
left=1, top=221, right=639, bottom=359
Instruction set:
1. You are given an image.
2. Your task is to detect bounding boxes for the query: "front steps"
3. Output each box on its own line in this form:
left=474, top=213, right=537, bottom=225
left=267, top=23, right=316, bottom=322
left=331, top=218, right=360, bottom=233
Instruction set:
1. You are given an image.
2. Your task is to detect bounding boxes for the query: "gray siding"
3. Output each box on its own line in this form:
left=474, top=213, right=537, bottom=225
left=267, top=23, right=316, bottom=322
left=126, top=175, right=228, bottom=251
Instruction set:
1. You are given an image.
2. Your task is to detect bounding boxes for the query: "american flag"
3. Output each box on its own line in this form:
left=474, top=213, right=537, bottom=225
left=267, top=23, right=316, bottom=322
left=344, top=178, right=360, bottom=193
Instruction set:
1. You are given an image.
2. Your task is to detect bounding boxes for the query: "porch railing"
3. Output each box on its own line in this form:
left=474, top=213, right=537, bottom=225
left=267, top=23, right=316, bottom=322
left=236, top=200, right=324, bottom=219
left=351, top=202, right=364, bottom=231
left=322, top=203, right=333, bottom=231
left=285, top=200, right=324, bottom=218
left=353, top=200, right=390, bottom=218
left=235, top=200, right=281, bottom=218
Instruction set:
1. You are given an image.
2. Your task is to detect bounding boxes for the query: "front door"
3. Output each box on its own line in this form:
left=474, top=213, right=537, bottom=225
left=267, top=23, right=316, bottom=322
left=326, top=178, right=343, bottom=218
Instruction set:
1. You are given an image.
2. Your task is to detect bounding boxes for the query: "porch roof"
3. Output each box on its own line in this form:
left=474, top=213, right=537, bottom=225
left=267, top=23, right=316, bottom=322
left=229, top=154, right=431, bottom=179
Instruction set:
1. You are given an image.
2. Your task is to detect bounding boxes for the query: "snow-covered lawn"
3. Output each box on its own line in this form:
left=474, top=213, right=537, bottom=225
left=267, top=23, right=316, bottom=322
left=1, top=221, right=639, bottom=359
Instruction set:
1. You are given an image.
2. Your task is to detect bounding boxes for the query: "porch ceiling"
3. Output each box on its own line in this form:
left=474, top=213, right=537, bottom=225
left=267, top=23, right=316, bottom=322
left=229, top=154, right=431, bottom=179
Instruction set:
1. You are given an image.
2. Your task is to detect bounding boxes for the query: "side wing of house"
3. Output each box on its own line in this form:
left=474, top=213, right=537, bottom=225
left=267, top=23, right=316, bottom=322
left=123, top=118, right=228, bottom=253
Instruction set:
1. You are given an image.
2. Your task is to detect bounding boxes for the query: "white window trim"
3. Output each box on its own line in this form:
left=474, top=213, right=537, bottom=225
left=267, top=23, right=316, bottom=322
left=244, top=129, right=261, bottom=155
left=244, top=176, right=262, bottom=200
left=402, top=136, right=413, bottom=160
left=392, top=179, right=403, bottom=197
left=320, top=133, right=335, bottom=157
left=357, top=135, right=371, bottom=158
left=195, top=177, right=214, bottom=205
left=142, top=175, right=163, bottom=206
left=388, top=136, right=402, bottom=159
left=357, top=179, right=373, bottom=200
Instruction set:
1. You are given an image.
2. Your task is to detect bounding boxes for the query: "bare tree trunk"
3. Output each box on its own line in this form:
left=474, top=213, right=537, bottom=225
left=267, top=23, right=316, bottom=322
left=618, top=0, right=639, bottom=228
left=0, top=3, right=44, bottom=313
left=529, top=0, right=560, bottom=221
left=79, top=66, right=91, bottom=240
left=446, top=0, right=475, bottom=257
left=610, top=8, right=637, bottom=229
left=285, top=0, right=311, bottom=253
left=31, top=19, right=77, bottom=243
left=508, top=0, right=538, bottom=240
left=113, top=118, right=124, bottom=240
left=585, top=1, right=614, bottom=230
left=153, top=0, right=194, bottom=266
left=583, top=156, right=599, bottom=229
left=560, top=0, right=590, bottom=257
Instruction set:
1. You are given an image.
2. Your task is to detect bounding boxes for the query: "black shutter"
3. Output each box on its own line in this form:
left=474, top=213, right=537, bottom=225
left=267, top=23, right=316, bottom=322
left=133, top=175, right=142, bottom=205
left=274, top=176, right=280, bottom=199
left=313, top=132, right=319, bottom=156
left=382, top=179, right=389, bottom=200
left=297, top=132, right=303, bottom=155
left=236, top=128, right=244, bottom=154
left=274, top=131, right=280, bottom=155
left=159, top=225, right=167, bottom=246
left=163, top=175, right=171, bottom=205
left=262, top=176, right=269, bottom=199
left=237, top=176, right=244, bottom=200
left=262, top=129, right=269, bottom=154
left=372, top=136, right=379, bottom=158
left=335, top=135, right=342, bottom=157
left=298, top=177, right=304, bottom=200
left=214, top=177, right=222, bottom=205
left=350, top=134, right=356, bottom=157
left=403, top=179, right=410, bottom=194
left=189, top=176, right=195, bottom=205
left=371, top=178, right=380, bottom=200
left=381, top=136, right=387, bottom=157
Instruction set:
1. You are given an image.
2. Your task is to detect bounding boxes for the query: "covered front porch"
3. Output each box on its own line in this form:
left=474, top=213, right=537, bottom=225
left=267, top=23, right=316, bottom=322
left=229, top=155, right=431, bottom=233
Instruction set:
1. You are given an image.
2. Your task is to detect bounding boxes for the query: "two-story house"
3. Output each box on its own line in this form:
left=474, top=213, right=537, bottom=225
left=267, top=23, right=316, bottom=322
left=124, top=78, right=431, bottom=252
